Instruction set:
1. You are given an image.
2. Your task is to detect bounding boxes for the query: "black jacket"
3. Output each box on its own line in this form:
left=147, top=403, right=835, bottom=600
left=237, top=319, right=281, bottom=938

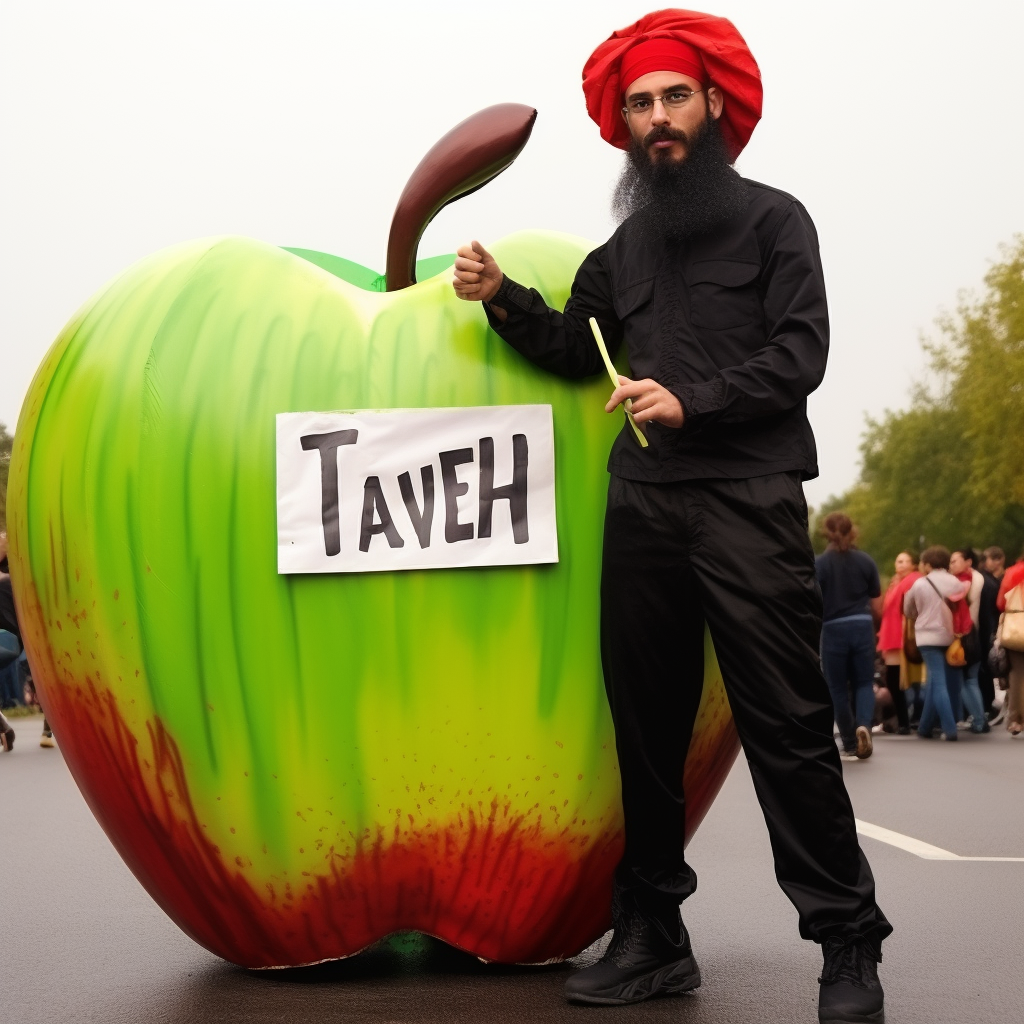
left=979, top=569, right=1001, bottom=647
left=486, top=179, right=829, bottom=482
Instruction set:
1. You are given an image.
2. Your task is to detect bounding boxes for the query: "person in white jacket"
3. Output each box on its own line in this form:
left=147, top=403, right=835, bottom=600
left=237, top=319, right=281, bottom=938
left=904, top=546, right=971, bottom=740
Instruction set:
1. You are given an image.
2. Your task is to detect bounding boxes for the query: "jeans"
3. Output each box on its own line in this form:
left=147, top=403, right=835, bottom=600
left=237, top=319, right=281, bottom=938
left=960, top=661, right=988, bottom=731
left=820, top=617, right=876, bottom=751
left=907, top=682, right=924, bottom=724
left=918, top=646, right=958, bottom=739
left=0, top=647, right=24, bottom=708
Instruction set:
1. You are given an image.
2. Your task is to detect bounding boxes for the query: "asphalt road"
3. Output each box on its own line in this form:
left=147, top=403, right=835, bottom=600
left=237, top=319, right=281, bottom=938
left=2, top=713, right=1022, bottom=1024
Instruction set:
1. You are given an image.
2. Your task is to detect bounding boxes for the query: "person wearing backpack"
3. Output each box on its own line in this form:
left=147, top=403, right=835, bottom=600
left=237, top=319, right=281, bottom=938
left=995, top=548, right=1024, bottom=736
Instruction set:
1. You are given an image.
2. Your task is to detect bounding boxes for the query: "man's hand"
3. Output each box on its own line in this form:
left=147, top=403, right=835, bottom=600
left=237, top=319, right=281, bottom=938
left=0, top=532, right=8, bottom=563
left=453, top=241, right=503, bottom=304
left=606, top=376, right=685, bottom=429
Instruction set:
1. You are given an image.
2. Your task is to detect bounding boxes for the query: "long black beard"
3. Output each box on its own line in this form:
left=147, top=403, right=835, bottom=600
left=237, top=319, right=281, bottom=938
left=611, top=115, right=748, bottom=241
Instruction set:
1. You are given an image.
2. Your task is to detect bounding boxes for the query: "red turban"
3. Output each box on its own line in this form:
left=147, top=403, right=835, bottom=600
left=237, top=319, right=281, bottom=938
left=582, top=8, right=763, bottom=162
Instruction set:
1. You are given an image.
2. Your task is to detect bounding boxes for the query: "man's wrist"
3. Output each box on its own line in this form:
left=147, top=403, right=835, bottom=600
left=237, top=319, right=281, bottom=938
left=484, top=273, right=534, bottom=330
left=673, top=377, right=725, bottom=423
left=487, top=274, right=532, bottom=314
left=482, top=274, right=507, bottom=319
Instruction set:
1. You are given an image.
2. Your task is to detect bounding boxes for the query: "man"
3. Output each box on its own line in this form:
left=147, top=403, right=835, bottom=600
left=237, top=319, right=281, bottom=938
left=978, top=548, right=1004, bottom=720
left=983, top=544, right=1007, bottom=722
left=453, top=10, right=889, bottom=1023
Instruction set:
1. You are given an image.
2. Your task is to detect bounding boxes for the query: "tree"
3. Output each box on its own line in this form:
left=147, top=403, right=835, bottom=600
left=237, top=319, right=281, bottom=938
left=813, top=236, right=1024, bottom=570
left=930, top=235, right=1024, bottom=511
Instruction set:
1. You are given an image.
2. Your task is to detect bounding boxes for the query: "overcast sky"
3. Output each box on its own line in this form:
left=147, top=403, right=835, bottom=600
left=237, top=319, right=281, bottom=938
left=3, top=0, right=1022, bottom=508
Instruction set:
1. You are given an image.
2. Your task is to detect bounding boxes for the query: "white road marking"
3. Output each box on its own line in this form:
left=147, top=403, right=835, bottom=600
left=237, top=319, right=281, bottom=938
left=855, top=819, right=1024, bottom=862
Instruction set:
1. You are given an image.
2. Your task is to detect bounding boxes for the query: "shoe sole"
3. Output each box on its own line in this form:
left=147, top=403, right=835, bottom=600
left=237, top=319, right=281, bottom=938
left=855, top=726, right=872, bottom=759
left=565, top=956, right=701, bottom=1006
left=819, top=1010, right=884, bottom=1023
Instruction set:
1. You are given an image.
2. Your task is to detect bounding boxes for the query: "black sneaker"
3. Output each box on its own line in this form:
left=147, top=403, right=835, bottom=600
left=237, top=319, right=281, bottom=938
left=818, top=936, right=884, bottom=1023
left=564, top=904, right=700, bottom=1005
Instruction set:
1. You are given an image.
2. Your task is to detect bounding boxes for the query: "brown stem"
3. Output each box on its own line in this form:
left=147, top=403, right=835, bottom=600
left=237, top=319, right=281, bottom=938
left=384, top=104, right=537, bottom=292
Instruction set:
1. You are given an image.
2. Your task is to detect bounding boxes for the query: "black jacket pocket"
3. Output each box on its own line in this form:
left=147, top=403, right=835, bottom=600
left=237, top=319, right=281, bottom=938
left=686, top=258, right=760, bottom=330
left=611, top=276, right=655, bottom=319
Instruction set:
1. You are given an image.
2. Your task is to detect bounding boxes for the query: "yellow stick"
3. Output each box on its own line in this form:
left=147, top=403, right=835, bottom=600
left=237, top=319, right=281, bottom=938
left=589, top=317, right=649, bottom=449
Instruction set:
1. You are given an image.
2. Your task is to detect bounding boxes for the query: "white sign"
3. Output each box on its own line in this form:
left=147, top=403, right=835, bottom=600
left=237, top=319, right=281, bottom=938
left=276, top=406, right=558, bottom=574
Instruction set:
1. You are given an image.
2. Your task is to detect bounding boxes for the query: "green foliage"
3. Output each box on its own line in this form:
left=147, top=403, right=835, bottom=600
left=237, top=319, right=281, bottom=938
left=826, top=236, right=1024, bottom=569
left=0, top=420, right=12, bottom=533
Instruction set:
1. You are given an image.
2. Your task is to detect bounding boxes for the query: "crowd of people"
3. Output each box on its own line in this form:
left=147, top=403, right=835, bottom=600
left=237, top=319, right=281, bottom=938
left=816, top=512, right=1024, bottom=760
left=0, top=531, right=53, bottom=751
left=6, top=515, right=1024, bottom=762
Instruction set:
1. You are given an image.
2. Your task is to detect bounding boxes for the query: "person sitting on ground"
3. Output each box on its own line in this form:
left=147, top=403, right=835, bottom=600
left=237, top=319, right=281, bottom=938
left=903, top=546, right=971, bottom=741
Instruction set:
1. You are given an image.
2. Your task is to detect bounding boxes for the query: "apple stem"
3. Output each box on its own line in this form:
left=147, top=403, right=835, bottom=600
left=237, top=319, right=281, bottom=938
left=384, top=104, right=537, bottom=292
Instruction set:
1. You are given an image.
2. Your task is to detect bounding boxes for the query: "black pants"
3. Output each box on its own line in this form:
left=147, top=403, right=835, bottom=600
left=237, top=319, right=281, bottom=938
left=884, top=664, right=910, bottom=730
left=600, top=473, right=891, bottom=946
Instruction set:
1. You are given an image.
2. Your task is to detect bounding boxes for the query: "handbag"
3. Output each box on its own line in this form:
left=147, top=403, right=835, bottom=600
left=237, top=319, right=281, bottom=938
left=999, top=583, right=1024, bottom=653
left=902, top=616, right=923, bottom=664
left=960, top=625, right=982, bottom=667
left=989, top=633, right=1010, bottom=677
left=945, top=636, right=966, bottom=668
left=925, top=576, right=969, bottom=667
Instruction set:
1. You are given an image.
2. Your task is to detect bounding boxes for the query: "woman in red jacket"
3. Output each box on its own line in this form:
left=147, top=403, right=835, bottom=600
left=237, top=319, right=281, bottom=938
left=876, top=551, right=921, bottom=733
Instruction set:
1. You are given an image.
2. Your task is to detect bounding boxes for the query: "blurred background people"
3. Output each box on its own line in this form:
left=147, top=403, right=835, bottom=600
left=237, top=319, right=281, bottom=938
left=904, top=546, right=970, bottom=741
left=948, top=548, right=988, bottom=732
left=995, top=547, right=1024, bottom=736
left=816, top=513, right=882, bottom=759
left=0, top=531, right=53, bottom=748
left=876, top=551, right=920, bottom=734
left=978, top=548, right=1004, bottom=722
left=984, top=546, right=1006, bottom=581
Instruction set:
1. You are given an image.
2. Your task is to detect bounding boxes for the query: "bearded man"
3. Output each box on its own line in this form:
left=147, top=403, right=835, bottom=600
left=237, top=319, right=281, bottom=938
left=453, top=10, right=890, bottom=1023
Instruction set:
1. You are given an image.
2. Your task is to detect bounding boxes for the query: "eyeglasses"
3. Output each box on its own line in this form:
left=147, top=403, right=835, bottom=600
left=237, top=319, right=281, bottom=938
left=622, top=88, right=703, bottom=117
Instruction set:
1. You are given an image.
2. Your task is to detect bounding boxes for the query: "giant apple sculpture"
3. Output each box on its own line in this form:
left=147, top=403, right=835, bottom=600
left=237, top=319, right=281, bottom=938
left=7, top=105, right=739, bottom=968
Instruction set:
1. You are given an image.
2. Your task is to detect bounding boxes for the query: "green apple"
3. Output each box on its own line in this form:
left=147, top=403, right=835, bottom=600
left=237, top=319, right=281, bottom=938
left=7, top=107, right=739, bottom=968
